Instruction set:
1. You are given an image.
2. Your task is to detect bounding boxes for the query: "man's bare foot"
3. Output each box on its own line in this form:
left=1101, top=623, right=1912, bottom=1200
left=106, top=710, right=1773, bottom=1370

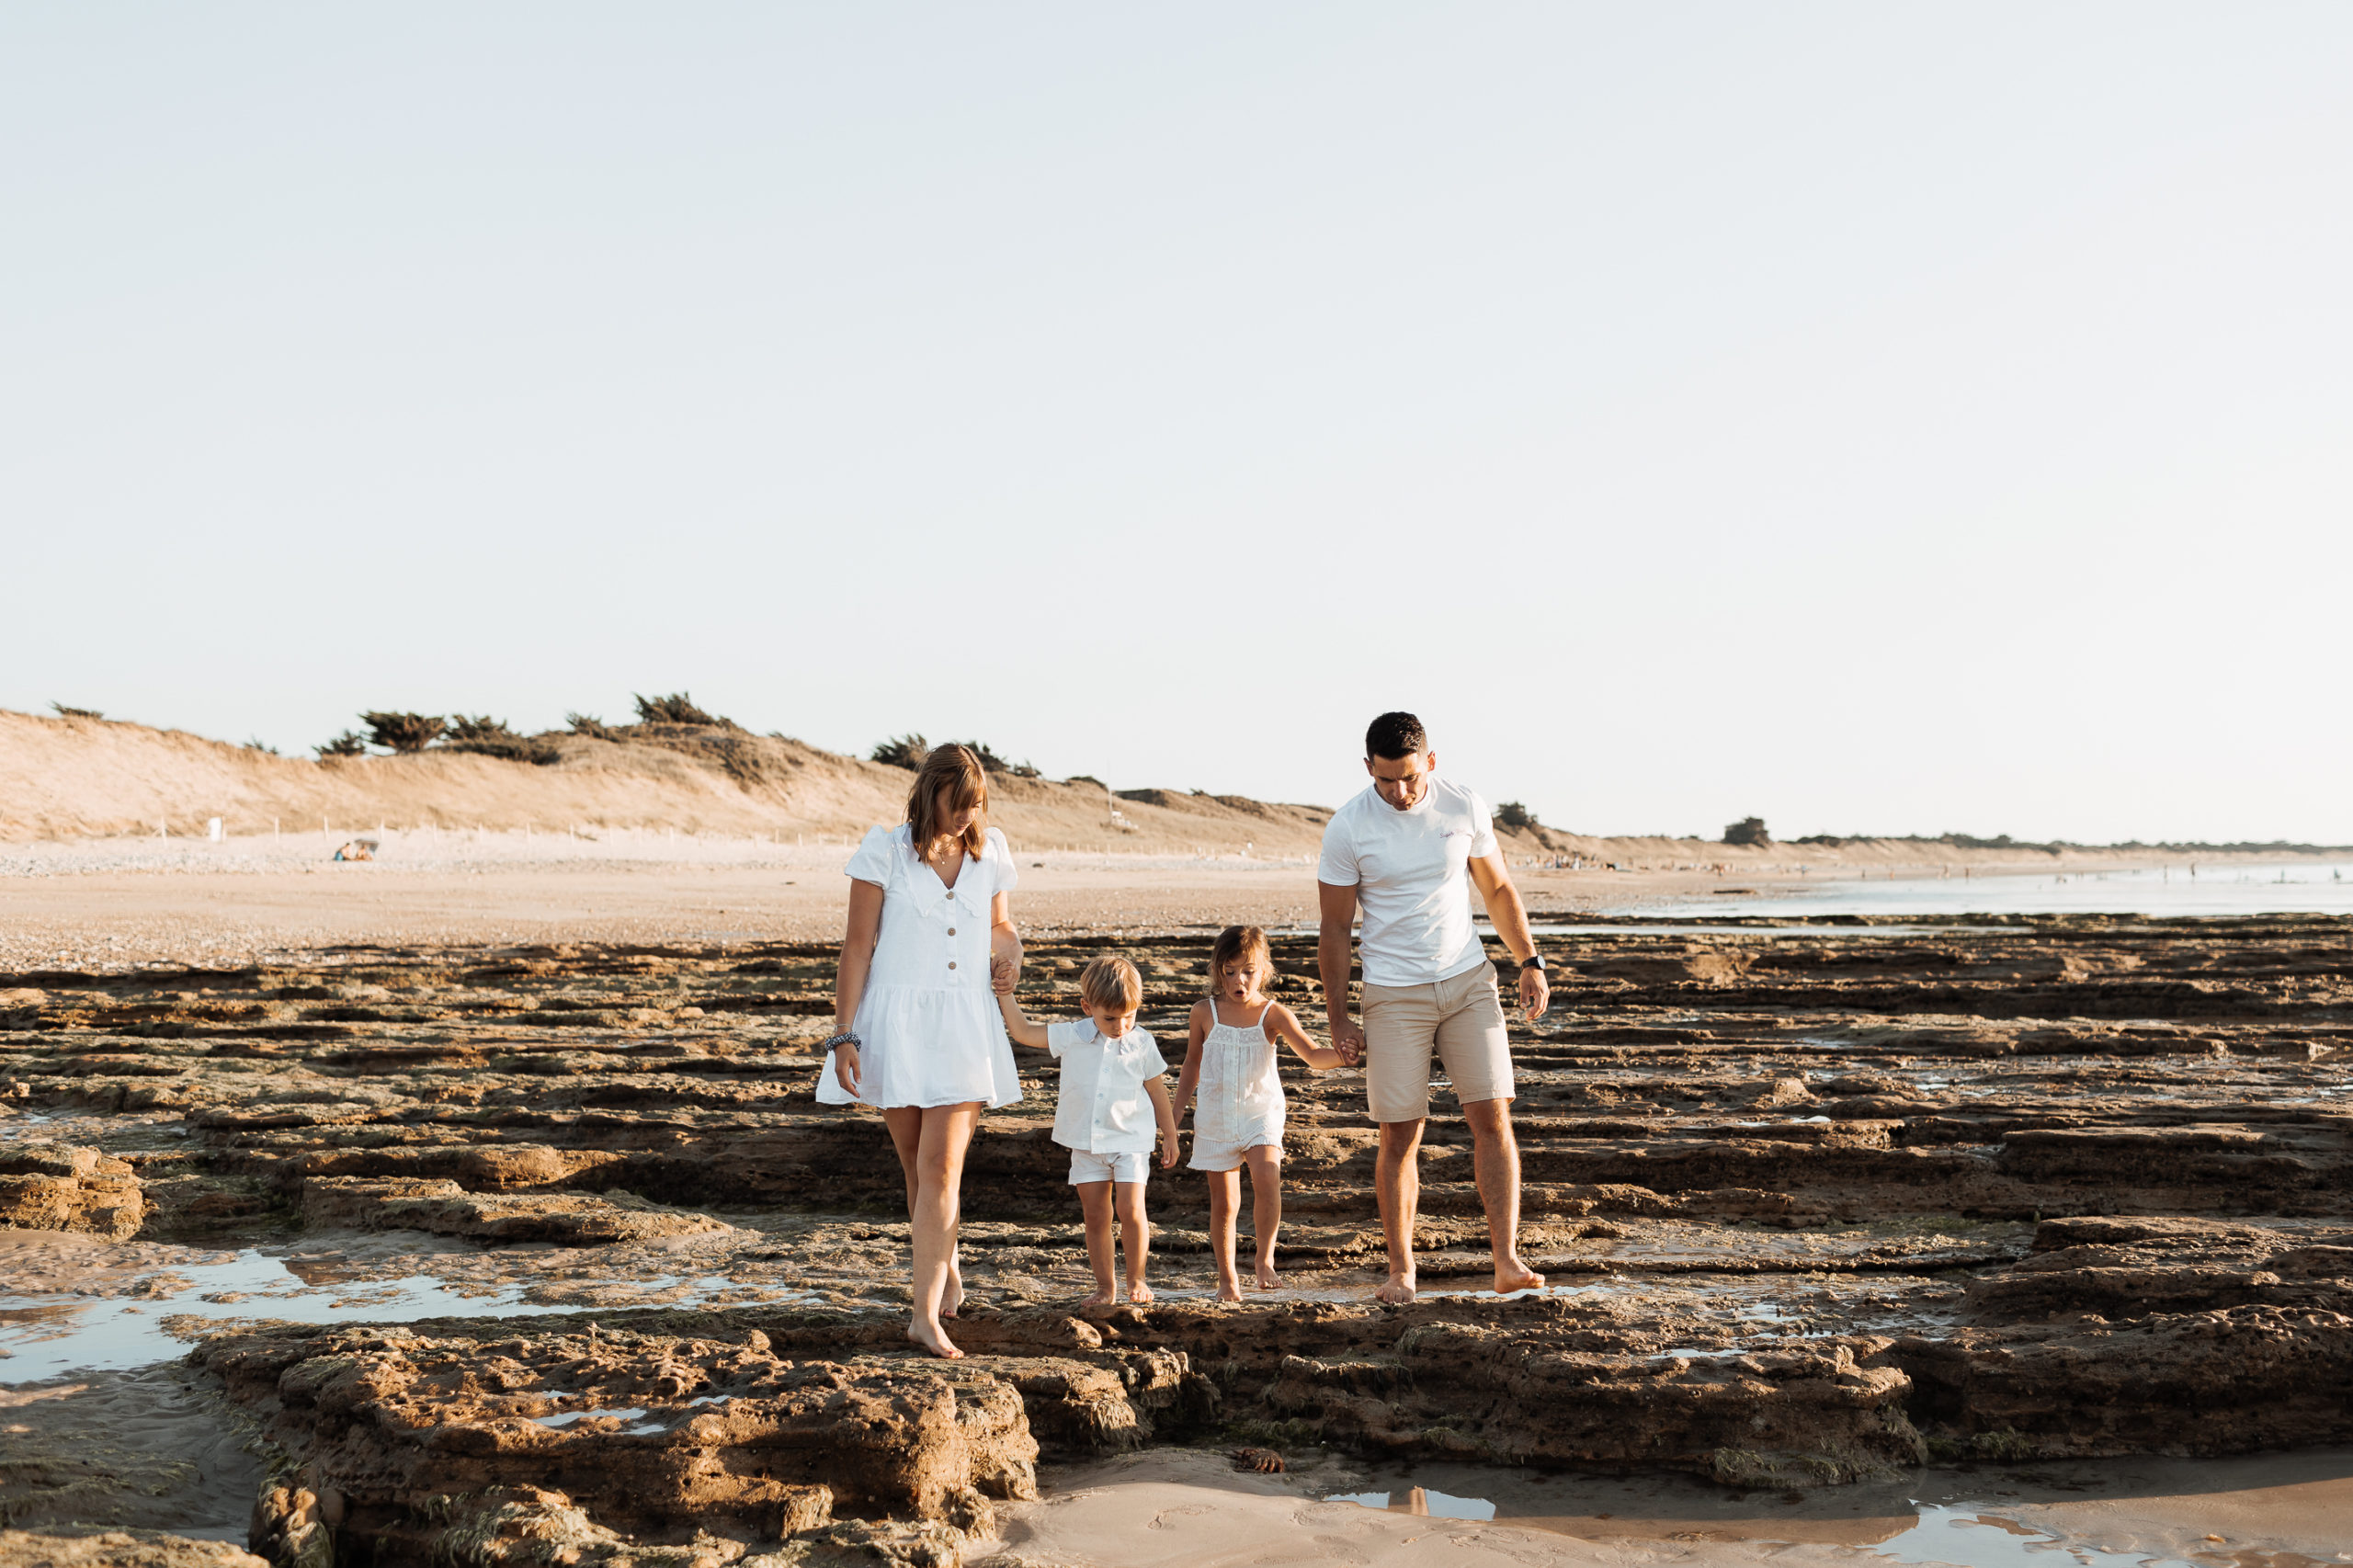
left=1079, top=1287, right=1117, bottom=1308
left=1493, top=1260, right=1546, bottom=1295
left=1254, top=1262, right=1280, bottom=1290
left=908, top=1321, right=963, bottom=1359
left=1374, top=1273, right=1417, bottom=1304
left=1215, top=1278, right=1245, bottom=1303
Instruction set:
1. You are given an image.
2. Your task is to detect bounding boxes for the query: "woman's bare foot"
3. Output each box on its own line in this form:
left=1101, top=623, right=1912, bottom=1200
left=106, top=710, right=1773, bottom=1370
left=1374, top=1272, right=1417, bottom=1305
left=908, top=1321, right=963, bottom=1359
left=1128, top=1281, right=1154, bottom=1304
left=1253, top=1262, right=1281, bottom=1290
left=1493, top=1258, right=1546, bottom=1295
left=1079, top=1286, right=1117, bottom=1308
left=1215, top=1278, right=1245, bottom=1303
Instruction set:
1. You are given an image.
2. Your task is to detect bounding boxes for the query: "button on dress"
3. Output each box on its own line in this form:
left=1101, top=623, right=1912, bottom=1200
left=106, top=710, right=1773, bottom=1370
left=815, top=824, right=1022, bottom=1110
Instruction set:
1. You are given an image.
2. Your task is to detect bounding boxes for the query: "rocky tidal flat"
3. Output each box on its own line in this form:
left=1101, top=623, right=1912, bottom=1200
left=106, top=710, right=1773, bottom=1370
left=2, top=913, right=2350, bottom=1565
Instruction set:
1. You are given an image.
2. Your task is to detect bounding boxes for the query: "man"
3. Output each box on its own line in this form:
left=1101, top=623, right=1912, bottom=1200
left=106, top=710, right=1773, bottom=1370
left=1317, top=711, right=1548, bottom=1303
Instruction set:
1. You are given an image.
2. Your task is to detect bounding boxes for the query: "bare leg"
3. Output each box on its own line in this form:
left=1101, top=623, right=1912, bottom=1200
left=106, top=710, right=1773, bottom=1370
left=1114, top=1180, right=1153, bottom=1304
left=883, top=1102, right=980, bottom=1357
left=1077, top=1182, right=1117, bottom=1306
left=1206, top=1169, right=1244, bottom=1301
left=886, top=1110, right=961, bottom=1317
left=1245, top=1146, right=1283, bottom=1289
left=1375, top=1118, right=1425, bottom=1304
left=1464, top=1096, right=1543, bottom=1294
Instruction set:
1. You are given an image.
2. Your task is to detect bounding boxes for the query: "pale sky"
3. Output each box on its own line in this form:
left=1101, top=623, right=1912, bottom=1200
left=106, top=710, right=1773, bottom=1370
left=6, top=5, right=2348, bottom=843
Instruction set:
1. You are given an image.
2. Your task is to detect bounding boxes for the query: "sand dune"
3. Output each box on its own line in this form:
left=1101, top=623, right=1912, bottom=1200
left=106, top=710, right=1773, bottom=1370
left=0, top=710, right=1332, bottom=853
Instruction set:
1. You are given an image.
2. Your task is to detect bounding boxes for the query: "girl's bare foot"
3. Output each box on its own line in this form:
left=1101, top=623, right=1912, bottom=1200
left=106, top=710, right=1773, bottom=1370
left=1079, top=1287, right=1117, bottom=1308
left=1254, top=1262, right=1280, bottom=1290
left=1128, top=1281, right=1154, bottom=1304
left=1374, top=1273, right=1417, bottom=1304
left=908, top=1321, right=963, bottom=1359
left=1215, top=1278, right=1244, bottom=1303
left=942, top=1263, right=963, bottom=1320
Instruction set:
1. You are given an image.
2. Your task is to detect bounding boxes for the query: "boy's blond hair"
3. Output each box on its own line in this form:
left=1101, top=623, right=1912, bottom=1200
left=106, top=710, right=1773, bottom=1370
left=1078, top=955, right=1143, bottom=1013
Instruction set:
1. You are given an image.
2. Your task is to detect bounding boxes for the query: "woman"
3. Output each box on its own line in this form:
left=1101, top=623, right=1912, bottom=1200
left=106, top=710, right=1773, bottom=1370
left=819, top=744, right=1023, bottom=1358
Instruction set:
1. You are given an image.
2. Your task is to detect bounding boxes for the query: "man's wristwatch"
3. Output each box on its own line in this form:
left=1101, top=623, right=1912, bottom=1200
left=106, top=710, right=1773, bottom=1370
left=1518, top=954, right=1546, bottom=972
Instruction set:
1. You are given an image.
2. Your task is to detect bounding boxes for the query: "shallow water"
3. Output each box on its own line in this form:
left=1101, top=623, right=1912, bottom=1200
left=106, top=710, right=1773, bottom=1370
left=1318, top=1450, right=2353, bottom=1564
left=1634, top=862, right=2353, bottom=920
left=0, top=1245, right=636, bottom=1383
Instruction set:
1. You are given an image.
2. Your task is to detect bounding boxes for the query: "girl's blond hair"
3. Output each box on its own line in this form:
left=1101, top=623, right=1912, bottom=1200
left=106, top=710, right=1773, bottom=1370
left=1079, top=955, right=1143, bottom=1013
left=906, top=744, right=989, bottom=859
left=1208, top=925, right=1273, bottom=996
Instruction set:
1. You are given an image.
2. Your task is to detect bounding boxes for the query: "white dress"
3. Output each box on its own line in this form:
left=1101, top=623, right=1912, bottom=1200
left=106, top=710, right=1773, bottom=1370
left=1188, top=1000, right=1286, bottom=1170
left=816, top=824, right=1023, bottom=1110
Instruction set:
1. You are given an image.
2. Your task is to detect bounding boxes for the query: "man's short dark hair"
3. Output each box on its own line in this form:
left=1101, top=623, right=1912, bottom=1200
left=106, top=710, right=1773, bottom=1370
left=1365, top=711, right=1427, bottom=760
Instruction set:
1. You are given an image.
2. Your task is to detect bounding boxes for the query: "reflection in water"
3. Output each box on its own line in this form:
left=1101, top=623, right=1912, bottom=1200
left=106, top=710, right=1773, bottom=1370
left=1326, top=1487, right=1496, bottom=1521
left=1323, top=1453, right=2353, bottom=1565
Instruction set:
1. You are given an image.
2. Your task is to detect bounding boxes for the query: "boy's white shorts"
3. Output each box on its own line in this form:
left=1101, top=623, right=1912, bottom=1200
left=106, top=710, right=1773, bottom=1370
left=1067, top=1149, right=1151, bottom=1186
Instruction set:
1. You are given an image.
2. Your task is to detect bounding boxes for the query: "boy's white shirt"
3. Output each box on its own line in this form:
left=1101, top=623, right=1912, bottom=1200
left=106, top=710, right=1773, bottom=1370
left=1047, top=1019, right=1166, bottom=1153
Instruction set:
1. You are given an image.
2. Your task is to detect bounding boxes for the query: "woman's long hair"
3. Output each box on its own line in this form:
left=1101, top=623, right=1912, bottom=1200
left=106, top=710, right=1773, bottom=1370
left=906, top=744, right=990, bottom=859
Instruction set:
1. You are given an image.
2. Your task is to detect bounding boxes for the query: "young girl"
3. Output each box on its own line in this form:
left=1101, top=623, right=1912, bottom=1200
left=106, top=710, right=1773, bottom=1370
left=1175, top=926, right=1345, bottom=1301
left=994, top=952, right=1180, bottom=1306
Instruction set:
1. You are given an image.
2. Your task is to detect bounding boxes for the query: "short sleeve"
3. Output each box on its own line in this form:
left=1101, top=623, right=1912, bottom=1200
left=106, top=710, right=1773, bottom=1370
left=1046, top=1019, right=1087, bottom=1060
left=1466, top=790, right=1499, bottom=858
left=1133, top=1028, right=1166, bottom=1078
left=1314, top=811, right=1359, bottom=887
left=985, top=827, right=1018, bottom=892
left=844, top=826, right=894, bottom=887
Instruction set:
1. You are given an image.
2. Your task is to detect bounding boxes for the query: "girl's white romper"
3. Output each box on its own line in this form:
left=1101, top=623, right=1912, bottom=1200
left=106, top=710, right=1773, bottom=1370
left=815, top=824, right=1023, bottom=1110
left=1188, top=1000, right=1285, bottom=1171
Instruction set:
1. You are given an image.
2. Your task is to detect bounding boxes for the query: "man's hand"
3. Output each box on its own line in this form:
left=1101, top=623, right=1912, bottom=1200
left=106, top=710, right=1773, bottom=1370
left=1517, top=964, right=1550, bottom=1022
left=1329, top=1015, right=1366, bottom=1066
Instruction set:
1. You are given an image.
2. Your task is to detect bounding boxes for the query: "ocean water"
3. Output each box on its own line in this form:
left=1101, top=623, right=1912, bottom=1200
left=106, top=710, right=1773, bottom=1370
left=1633, top=861, right=2353, bottom=920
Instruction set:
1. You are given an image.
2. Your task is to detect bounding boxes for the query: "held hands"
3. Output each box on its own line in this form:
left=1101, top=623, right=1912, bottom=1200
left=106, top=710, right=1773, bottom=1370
left=1518, top=964, right=1550, bottom=1022
left=990, top=955, right=1017, bottom=996
left=1159, top=1126, right=1181, bottom=1169
left=1327, top=1015, right=1367, bottom=1066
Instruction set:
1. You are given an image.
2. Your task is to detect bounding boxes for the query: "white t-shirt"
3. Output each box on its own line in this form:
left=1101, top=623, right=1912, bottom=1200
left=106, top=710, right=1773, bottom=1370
left=1047, top=1020, right=1166, bottom=1153
left=1316, top=776, right=1499, bottom=987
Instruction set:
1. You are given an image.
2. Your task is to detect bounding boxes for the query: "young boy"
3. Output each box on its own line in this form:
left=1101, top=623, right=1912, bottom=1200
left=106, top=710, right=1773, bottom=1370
left=993, top=953, right=1179, bottom=1305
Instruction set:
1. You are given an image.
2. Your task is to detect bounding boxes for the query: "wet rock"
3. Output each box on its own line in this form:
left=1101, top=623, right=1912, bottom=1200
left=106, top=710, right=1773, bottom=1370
left=0, top=1142, right=147, bottom=1239
left=0, top=1528, right=267, bottom=1568
left=300, top=1176, right=730, bottom=1244
left=196, top=1324, right=1035, bottom=1565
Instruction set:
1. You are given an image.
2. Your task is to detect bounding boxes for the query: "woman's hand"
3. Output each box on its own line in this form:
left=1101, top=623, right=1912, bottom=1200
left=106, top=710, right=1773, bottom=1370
left=833, top=1041, right=863, bottom=1098
left=991, top=954, right=1017, bottom=995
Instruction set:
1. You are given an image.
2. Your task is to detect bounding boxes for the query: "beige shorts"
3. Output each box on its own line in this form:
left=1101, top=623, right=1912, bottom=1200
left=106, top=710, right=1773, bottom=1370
left=1361, top=963, right=1514, bottom=1124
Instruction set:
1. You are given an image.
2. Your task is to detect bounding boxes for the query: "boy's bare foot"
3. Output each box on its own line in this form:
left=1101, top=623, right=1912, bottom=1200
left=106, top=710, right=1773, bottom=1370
left=1079, top=1287, right=1116, bottom=1308
left=1215, top=1278, right=1245, bottom=1303
left=1254, top=1262, right=1280, bottom=1290
left=1374, top=1272, right=1417, bottom=1305
left=1128, top=1281, right=1154, bottom=1305
left=1493, top=1258, right=1546, bottom=1295
left=908, top=1322, right=963, bottom=1359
